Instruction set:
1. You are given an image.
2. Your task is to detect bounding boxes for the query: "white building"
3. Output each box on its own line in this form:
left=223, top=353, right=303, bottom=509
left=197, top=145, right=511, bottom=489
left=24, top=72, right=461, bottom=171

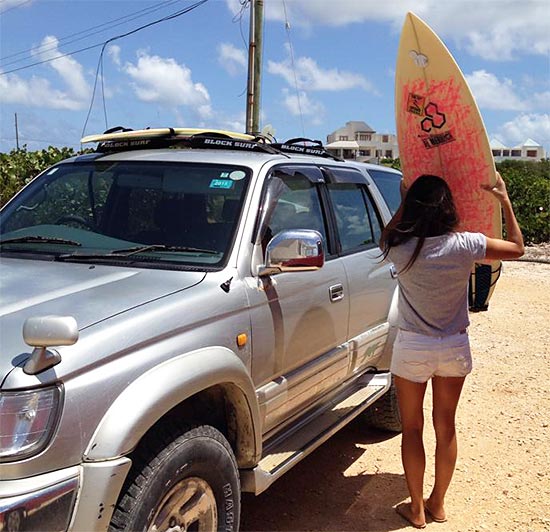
left=490, top=138, right=546, bottom=162
left=326, top=121, right=399, bottom=162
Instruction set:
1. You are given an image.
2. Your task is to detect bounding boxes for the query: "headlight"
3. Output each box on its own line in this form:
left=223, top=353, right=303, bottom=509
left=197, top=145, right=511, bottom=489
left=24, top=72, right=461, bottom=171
left=0, top=386, right=60, bottom=462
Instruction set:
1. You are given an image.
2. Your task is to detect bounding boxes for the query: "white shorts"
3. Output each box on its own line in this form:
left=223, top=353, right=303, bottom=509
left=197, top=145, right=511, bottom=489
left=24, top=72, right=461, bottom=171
left=390, top=329, right=473, bottom=383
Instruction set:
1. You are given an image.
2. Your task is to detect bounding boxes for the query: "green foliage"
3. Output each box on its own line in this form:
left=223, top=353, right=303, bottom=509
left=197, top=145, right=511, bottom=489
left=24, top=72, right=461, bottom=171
left=380, top=157, right=401, bottom=170
left=377, top=157, right=549, bottom=244
left=497, top=160, right=550, bottom=245
left=0, top=145, right=90, bottom=208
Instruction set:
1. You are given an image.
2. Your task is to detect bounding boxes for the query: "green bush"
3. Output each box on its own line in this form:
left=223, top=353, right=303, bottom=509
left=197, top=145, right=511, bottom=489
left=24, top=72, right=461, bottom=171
left=380, top=157, right=549, bottom=244
left=0, top=146, right=86, bottom=208
left=496, top=160, right=549, bottom=245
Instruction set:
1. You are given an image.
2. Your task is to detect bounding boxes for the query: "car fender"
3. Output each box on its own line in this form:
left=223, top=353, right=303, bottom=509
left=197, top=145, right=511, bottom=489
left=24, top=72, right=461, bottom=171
left=84, top=346, right=261, bottom=465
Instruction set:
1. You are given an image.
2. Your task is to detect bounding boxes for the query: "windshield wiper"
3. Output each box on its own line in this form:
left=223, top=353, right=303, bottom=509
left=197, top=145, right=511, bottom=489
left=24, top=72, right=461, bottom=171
left=113, top=244, right=219, bottom=255
left=0, top=236, right=82, bottom=246
left=56, top=244, right=219, bottom=262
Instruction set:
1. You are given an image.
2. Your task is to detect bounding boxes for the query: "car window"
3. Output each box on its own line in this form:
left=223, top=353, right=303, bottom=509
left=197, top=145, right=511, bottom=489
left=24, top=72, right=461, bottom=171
left=262, top=170, right=328, bottom=251
left=367, top=168, right=402, bottom=215
left=328, top=184, right=382, bottom=252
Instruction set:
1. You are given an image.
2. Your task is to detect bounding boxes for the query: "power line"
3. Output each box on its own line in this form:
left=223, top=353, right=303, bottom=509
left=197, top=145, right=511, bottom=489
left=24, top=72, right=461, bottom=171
left=0, top=0, right=209, bottom=77
left=282, top=0, right=305, bottom=138
left=80, top=0, right=210, bottom=138
left=0, top=0, right=32, bottom=17
left=0, top=0, right=183, bottom=68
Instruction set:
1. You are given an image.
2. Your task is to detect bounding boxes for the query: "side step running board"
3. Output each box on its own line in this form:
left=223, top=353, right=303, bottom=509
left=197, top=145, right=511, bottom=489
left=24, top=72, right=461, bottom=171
left=240, top=373, right=390, bottom=494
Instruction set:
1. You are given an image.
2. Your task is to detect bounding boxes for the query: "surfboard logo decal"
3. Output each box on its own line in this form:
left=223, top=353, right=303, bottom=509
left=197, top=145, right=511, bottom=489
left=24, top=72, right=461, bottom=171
left=409, top=50, right=428, bottom=67
left=421, top=102, right=447, bottom=131
left=420, top=131, right=455, bottom=149
left=407, top=93, right=426, bottom=115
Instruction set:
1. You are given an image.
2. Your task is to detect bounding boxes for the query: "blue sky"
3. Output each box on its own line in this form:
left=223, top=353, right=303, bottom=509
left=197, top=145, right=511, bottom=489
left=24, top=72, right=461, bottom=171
left=1, top=0, right=549, bottom=153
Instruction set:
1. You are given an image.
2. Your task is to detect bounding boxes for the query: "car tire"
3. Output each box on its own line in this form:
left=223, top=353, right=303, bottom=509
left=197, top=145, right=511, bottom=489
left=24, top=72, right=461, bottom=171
left=362, top=377, right=402, bottom=432
left=109, top=424, right=240, bottom=532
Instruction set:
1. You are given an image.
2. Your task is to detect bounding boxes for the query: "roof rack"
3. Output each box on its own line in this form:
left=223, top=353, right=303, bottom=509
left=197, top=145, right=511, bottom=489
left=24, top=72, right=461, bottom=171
left=271, top=137, right=343, bottom=161
left=81, top=127, right=341, bottom=160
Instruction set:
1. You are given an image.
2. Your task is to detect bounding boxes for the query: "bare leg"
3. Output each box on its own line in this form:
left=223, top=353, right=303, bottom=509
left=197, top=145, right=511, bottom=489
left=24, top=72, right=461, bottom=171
left=427, top=376, right=466, bottom=521
left=394, top=375, right=428, bottom=527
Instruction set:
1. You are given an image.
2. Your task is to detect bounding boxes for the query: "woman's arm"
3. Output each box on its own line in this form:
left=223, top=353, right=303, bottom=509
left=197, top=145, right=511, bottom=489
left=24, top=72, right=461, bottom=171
left=482, top=172, right=524, bottom=260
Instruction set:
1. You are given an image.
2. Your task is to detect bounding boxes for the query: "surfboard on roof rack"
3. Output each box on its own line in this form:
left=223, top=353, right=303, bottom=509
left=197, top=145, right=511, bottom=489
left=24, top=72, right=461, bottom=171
left=81, top=127, right=256, bottom=144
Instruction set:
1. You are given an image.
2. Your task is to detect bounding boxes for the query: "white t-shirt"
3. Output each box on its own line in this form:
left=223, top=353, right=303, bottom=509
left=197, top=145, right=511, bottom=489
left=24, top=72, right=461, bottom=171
left=387, top=232, right=487, bottom=336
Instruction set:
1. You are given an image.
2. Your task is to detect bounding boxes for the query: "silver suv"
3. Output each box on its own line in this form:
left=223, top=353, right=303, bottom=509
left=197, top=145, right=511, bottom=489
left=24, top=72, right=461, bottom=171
left=0, top=132, right=402, bottom=532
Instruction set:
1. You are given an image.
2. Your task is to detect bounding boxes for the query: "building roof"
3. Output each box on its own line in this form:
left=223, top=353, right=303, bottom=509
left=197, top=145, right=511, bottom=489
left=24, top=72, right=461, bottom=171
left=489, top=138, right=507, bottom=149
left=325, top=140, right=360, bottom=149
left=328, top=121, right=375, bottom=138
left=345, top=121, right=375, bottom=133
left=522, top=138, right=542, bottom=147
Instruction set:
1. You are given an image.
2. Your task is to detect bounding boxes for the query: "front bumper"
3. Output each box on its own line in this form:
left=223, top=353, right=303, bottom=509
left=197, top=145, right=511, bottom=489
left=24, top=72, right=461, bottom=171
left=0, top=467, right=79, bottom=532
left=0, top=458, right=131, bottom=532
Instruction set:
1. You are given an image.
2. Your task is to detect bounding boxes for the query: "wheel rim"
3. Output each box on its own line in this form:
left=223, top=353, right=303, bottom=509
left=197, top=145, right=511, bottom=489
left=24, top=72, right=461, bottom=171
left=148, top=477, right=218, bottom=532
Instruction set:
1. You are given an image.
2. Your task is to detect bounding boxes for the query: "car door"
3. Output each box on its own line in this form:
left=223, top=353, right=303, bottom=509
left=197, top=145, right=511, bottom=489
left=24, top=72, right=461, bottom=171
left=247, top=165, right=351, bottom=435
left=323, top=166, right=397, bottom=374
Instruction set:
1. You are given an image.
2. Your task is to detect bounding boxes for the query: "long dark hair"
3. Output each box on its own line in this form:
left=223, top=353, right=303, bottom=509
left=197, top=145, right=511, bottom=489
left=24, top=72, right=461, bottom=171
left=381, top=174, right=459, bottom=272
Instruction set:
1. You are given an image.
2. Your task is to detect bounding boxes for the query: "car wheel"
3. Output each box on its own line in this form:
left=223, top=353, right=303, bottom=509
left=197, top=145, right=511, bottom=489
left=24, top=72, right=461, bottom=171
left=362, top=377, right=402, bottom=432
left=110, top=425, right=240, bottom=532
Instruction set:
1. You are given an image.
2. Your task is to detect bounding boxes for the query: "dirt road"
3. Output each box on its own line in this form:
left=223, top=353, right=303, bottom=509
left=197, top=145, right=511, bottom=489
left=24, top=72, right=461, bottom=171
left=241, top=260, right=550, bottom=532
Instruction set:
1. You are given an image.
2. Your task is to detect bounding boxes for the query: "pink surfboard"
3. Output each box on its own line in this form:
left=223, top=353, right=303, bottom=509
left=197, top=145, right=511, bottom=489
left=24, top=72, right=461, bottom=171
left=395, top=12, right=502, bottom=308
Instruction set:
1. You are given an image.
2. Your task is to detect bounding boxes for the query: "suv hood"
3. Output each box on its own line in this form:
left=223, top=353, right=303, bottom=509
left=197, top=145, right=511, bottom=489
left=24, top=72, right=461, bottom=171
left=0, top=258, right=205, bottom=370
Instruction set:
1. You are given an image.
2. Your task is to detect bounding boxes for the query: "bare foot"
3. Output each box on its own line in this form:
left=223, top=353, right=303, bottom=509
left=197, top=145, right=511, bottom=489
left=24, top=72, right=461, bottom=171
left=395, top=502, right=426, bottom=529
left=425, top=498, right=447, bottom=523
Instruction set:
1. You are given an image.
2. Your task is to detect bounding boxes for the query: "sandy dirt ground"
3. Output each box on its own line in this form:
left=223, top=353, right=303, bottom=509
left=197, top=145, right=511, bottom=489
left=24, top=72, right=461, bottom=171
left=241, top=258, right=550, bottom=532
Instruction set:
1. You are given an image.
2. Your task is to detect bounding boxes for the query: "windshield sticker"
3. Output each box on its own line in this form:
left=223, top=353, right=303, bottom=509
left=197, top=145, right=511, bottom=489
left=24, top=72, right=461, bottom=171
left=229, top=170, right=246, bottom=181
left=210, top=178, right=234, bottom=189
left=46, top=167, right=59, bottom=175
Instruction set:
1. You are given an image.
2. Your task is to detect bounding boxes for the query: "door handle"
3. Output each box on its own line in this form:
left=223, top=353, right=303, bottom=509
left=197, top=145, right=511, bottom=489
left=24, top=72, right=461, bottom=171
left=329, top=284, right=344, bottom=302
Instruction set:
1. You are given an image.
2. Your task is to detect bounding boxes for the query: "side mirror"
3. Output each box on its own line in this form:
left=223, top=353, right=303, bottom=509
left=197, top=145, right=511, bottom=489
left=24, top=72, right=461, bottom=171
left=258, top=229, right=324, bottom=277
left=22, top=316, right=78, bottom=375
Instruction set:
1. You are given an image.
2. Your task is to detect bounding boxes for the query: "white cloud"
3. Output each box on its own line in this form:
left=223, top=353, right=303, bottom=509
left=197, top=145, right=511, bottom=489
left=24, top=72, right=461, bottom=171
left=0, top=35, right=90, bottom=110
left=532, top=91, right=550, bottom=111
left=498, top=113, right=550, bottom=146
left=217, top=43, right=247, bottom=75
left=124, top=52, right=212, bottom=119
left=282, top=88, right=325, bottom=124
left=108, top=45, right=121, bottom=66
left=32, top=36, right=90, bottom=100
left=268, top=49, right=376, bottom=93
left=465, top=70, right=526, bottom=111
left=228, top=0, right=550, bottom=60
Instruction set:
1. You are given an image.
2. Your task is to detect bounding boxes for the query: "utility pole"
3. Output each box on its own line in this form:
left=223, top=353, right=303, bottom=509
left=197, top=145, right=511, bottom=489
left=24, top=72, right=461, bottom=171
left=245, top=0, right=263, bottom=135
left=14, top=113, right=19, bottom=149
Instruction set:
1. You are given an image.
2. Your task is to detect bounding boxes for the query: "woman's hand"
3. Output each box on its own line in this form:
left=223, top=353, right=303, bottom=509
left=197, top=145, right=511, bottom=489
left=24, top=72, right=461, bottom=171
left=481, top=172, right=509, bottom=203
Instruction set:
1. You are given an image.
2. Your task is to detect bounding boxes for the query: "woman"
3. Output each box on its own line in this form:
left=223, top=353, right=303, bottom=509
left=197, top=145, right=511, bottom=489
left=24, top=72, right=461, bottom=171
left=381, top=173, right=524, bottom=528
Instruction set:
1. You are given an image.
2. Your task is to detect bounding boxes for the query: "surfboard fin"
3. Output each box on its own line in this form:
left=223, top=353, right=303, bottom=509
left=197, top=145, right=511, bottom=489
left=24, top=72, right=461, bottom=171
left=468, top=262, right=502, bottom=312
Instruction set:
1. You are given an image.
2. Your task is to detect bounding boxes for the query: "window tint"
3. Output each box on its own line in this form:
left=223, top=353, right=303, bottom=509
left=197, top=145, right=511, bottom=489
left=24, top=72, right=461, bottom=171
left=364, top=190, right=383, bottom=244
left=264, top=171, right=327, bottom=249
left=328, top=184, right=382, bottom=252
left=367, top=168, right=402, bottom=215
left=1, top=162, right=250, bottom=267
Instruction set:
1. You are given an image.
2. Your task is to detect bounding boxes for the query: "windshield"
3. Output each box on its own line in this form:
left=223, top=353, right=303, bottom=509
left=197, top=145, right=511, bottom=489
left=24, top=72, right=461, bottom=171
left=0, top=160, right=251, bottom=268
